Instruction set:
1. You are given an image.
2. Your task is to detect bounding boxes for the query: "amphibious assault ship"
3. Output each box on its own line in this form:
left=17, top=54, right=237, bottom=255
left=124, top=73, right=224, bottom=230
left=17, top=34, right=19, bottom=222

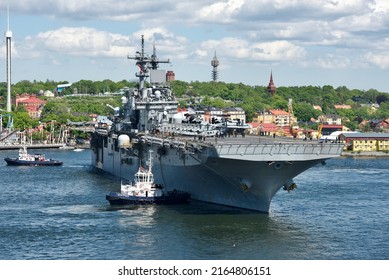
left=91, top=36, right=343, bottom=212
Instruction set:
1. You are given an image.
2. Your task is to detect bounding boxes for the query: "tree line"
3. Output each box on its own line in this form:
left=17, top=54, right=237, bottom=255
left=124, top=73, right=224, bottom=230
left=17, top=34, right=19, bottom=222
left=1, top=79, right=389, bottom=132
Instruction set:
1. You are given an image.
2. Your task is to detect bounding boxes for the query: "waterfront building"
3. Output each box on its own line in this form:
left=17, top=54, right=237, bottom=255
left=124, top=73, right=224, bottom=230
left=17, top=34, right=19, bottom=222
left=224, top=107, right=246, bottom=123
left=254, top=123, right=279, bottom=136
left=252, top=109, right=292, bottom=136
left=188, top=106, right=246, bottom=124
left=339, top=132, right=389, bottom=152
left=15, top=94, right=46, bottom=119
left=204, top=107, right=224, bottom=123
left=254, top=109, right=290, bottom=128
left=320, top=124, right=346, bottom=137
left=318, top=114, right=342, bottom=125
left=366, top=119, right=389, bottom=131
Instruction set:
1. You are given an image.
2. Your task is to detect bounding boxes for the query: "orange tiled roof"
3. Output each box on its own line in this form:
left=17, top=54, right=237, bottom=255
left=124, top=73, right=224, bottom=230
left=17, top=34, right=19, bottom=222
left=269, top=109, right=289, bottom=115
left=260, top=123, right=279, bottom=132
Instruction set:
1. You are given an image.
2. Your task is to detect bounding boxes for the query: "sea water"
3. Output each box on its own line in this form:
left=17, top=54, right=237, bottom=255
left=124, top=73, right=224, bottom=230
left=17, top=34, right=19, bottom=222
left=0, top=149, right=388, bottom=259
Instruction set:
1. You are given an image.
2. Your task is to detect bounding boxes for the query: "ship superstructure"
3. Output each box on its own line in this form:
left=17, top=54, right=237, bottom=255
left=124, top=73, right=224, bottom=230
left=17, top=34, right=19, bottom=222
left=91, top=36, right=343, bottom=212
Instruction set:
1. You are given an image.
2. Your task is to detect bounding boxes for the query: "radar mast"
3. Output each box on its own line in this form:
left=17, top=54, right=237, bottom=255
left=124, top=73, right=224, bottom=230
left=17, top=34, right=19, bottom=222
left=127, top=35, right=170, bottom=90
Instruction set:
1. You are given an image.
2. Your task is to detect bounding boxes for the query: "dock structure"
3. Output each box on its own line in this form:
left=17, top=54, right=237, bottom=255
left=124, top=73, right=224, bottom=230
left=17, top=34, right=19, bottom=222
left=0, top=143, right=66, bottom=150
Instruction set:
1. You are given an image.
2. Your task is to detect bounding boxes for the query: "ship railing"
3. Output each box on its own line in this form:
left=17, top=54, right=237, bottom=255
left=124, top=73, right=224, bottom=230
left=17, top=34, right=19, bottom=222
left=142, top=135, right=186, bottom=148
left=215, top=143, right=343, bottom=156
left=141, top=134, right=343, bottom=156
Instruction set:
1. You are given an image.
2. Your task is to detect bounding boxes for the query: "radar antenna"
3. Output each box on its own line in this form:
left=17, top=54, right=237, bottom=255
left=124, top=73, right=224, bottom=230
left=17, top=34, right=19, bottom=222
left=150, top=42, right=170, bottom=70
left=127, top=35, right=170, bottom=90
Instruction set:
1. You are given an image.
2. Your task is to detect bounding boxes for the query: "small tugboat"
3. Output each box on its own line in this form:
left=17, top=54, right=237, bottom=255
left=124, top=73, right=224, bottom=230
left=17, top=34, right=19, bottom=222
left=4, top=145, right=63, bottom=166
left=106, top=151, right=190, bottom=205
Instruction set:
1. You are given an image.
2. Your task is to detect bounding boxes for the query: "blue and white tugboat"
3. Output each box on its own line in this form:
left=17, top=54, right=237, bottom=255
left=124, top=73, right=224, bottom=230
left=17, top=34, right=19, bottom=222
left=4, top=144, right=63, bottom=166
left=106, top=151, right=190, bottom=205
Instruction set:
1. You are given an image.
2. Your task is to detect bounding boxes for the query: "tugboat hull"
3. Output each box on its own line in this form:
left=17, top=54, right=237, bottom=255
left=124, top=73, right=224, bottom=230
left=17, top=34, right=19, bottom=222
left=4, top=158, right=63, bottom=166
left=106, top=190, right=191, bottom=205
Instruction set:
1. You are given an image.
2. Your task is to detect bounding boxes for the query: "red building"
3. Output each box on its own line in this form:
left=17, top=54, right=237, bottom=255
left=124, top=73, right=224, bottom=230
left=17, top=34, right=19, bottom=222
left=15, top=94, right=46, bottom=118
left=166, top=70, right=175, bottom=81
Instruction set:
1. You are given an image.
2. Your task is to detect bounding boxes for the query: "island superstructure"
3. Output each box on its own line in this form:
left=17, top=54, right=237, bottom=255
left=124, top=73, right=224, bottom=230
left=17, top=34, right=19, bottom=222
left=90, top=36, right=343, bottom=212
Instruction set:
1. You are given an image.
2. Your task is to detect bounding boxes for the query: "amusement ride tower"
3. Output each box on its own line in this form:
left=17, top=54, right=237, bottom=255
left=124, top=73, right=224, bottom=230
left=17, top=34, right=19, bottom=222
left=5, top=7, right=12, bottom=112
left=211, top=51, right=219, bottom=82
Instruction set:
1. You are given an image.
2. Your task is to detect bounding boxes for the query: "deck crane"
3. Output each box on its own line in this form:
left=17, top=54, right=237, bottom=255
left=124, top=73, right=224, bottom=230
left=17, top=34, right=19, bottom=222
left=288, top=98, right=299, bottom=137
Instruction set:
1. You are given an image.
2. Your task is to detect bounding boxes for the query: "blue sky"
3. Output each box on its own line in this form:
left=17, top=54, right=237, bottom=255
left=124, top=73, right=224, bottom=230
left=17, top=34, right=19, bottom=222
left=0, top=0, right=389, bottom=92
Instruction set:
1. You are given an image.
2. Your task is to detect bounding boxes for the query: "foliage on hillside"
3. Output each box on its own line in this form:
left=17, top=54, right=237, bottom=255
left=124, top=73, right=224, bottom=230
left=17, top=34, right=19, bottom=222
left=40, top=95, right=122, bottom=124
left=171, top=81, right=389, bottom=130
left=1, top=79, right=389, bottom=132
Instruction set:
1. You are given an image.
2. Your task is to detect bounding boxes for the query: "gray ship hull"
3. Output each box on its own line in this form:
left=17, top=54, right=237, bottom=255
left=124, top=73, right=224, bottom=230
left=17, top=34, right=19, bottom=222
left=92, top=135, right=343, bottom=212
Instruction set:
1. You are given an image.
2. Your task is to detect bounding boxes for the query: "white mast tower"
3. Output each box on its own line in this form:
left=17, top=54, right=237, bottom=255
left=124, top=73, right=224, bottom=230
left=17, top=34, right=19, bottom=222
left=5, top=6, right=12, bottom=112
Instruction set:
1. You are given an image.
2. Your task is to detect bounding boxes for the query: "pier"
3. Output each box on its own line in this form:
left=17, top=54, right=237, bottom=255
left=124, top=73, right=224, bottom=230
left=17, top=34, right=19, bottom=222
left=0, top=143, right=66, bottom=150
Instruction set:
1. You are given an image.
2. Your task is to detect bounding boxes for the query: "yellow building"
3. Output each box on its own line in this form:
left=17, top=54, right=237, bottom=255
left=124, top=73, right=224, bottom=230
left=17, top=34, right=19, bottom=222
left=339, top=133, right=389, bottom=152
left=224, top=107, right=246, bottom=123
left=253, top=109, right=290, bottom=127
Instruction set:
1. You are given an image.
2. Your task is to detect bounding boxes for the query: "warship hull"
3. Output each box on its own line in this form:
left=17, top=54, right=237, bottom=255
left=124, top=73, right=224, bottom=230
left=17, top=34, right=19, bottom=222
left=91, top=35, right=343, bottom=212
left=91, top=134, right=343, bottom=212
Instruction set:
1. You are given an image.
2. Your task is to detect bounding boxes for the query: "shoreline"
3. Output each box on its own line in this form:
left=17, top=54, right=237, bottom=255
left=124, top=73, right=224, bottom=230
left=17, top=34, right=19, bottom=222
left=0, top=144, right=90, bottom=150
left=341, top=151, right=389, bottom=157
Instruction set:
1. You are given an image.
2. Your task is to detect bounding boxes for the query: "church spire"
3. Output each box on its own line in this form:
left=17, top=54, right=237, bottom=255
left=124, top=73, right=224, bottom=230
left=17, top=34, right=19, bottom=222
left=267, top=70, right=276, bottom=96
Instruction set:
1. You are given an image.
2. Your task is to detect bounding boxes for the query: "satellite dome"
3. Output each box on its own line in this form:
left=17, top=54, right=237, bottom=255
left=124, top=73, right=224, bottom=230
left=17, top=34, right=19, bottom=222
left=118, top=134, right=131, bottom=148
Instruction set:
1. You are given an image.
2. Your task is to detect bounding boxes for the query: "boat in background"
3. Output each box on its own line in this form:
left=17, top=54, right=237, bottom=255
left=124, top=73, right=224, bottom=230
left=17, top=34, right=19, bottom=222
left=4, top=144, right=63, bottom=166
left=106, top=151, right=190, bottom=205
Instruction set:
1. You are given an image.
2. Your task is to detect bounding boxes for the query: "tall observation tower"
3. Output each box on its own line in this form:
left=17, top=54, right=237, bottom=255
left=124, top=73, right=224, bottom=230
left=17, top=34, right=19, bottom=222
left=211, top=51, right=219, bottom=82
left=5, top=7, right=12, bottom=112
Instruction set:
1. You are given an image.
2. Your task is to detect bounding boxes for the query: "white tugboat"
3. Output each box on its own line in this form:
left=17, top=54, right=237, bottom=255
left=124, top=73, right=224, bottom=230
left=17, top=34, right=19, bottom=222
left=106, top=151, right=191, bottom=205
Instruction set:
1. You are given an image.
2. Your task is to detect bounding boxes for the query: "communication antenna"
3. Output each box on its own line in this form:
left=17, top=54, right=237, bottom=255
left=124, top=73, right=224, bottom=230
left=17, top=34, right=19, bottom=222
left=5, top=5, right=13, bottom=112
left=127, top=35, right=169, bottom=90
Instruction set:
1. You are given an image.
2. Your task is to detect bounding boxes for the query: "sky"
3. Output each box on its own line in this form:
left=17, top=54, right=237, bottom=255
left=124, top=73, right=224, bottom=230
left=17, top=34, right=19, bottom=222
left=0, top=0, right=389, bottom=92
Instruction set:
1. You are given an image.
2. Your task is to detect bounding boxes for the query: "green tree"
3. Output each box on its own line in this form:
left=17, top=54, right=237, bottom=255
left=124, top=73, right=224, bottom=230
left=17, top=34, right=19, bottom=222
left=170, top=80, right=188, bottom=97
left=375, top=101, right=389, bottom=119
left=294, top=103, right=321, bottom=122
left=13, top=112, right=39, bottom=130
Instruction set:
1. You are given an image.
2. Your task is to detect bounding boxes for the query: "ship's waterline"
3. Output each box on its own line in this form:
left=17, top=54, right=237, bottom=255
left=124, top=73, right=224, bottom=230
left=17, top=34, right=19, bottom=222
left=91, top=135, right=343, bottom=212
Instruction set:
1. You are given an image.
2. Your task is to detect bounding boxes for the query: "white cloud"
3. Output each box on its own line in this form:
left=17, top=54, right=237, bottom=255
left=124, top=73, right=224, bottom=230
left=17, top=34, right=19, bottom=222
left=31, top=27, right=131, bottom=58
left=253, top=41, right=306, bottom=61
left=2, top=0, right=389, bottom=89
left=314, top=54, right=351, bottom=69
left=198, top=38, right=305, bottom=62
left=12, top=26, right=191, bottom=65
left=195, top=0, right=244, bottom=23
left=365, top=52, right=389, bottom=69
